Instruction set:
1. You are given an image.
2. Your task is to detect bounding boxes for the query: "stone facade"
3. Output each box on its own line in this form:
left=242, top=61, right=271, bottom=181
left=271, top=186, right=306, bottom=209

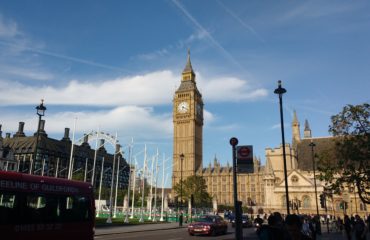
left=171, top=53, right=369, bottom=216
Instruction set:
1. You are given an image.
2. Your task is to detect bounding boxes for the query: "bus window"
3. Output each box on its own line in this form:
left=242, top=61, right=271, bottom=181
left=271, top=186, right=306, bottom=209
left=0, top=192, right=16, bottom=224
left=61, top=196, right=92, bottom=222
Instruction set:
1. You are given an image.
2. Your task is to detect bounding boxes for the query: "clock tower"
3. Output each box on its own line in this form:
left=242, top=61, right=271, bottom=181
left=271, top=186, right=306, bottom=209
left=172, top=50, right=203, bottom=188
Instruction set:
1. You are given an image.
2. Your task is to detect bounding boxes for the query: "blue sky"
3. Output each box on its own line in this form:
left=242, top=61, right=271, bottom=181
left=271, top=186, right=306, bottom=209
left=0, top=0, right=369, bottom=187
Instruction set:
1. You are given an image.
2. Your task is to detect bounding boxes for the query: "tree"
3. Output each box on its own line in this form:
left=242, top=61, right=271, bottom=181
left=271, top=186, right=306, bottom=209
left=318, top=103, right=370, bottom=204
left=172, top=175, right=212, bottom=207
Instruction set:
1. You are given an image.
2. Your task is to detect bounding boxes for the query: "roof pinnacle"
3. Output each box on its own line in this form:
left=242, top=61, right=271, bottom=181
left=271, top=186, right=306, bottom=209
left=182, top=49, right=194, bottom=74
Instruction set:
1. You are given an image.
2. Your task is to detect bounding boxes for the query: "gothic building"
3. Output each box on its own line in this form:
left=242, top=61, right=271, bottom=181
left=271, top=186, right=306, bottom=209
left=172, top=52, right=265, bottom=209
left=1, top=120, right=130, bottom=191
left=172, top=52, right=368, bottom=216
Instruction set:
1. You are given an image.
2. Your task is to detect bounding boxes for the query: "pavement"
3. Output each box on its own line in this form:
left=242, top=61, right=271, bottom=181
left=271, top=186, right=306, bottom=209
left=95, top=223, right=370, bottom=240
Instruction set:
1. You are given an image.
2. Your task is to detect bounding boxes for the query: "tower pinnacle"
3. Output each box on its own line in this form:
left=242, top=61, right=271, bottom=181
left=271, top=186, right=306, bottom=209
left=182, top=49, right=194, bottom=75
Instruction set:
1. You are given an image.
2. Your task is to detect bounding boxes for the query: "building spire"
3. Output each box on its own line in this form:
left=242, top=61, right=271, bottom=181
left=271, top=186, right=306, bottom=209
left=304, top=119, right=310, bottom=131
left=293, top=110, right=298, bottom=124
left=182, top=48, right=194, bottom=75
left=292, top=109, right=301, bottom=146
left=304, top=119, right=312, bottom=138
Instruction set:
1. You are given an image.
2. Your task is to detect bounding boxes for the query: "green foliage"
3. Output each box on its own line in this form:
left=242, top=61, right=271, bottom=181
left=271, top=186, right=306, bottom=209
left=318, top=103, right=370, bottom=204
left=173, top=175, right=212, bottom=207
left=72, top=172, right=85, bottom=181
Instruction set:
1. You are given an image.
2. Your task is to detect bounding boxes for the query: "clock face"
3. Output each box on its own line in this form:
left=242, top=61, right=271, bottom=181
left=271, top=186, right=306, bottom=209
left=177, top=101, right=189, bottom=113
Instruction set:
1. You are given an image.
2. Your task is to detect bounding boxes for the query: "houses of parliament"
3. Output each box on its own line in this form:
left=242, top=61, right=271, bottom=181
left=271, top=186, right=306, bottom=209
left=172, top=52, right=369, bottom=215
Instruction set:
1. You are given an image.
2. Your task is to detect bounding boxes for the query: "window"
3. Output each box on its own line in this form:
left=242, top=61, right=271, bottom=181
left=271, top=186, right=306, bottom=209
left=0, top=192, right=16, bottom=224
left=302, top=196, right=310, bottom=209
left=291, top=175, right=299, bottom=183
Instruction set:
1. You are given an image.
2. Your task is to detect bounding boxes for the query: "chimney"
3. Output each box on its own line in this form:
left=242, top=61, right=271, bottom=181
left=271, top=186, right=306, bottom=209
left=84, top=134, right=89, bottom=143
left=14, top=122, right=26, bottom=137
left=81, top=134, right=90, bottom=148
left=62, top=128, right=71, bottom=142
left=34, top=119, right=48, bottom=137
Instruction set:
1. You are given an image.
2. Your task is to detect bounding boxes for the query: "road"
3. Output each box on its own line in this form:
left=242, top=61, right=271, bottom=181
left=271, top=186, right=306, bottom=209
left=95, top=224, right=258, bottom=240
left=95, top=223, right=369, bottom=240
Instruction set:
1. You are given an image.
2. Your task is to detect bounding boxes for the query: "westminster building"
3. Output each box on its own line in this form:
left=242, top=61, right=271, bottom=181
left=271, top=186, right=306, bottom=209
left=172, top=52, right=369, bottom=216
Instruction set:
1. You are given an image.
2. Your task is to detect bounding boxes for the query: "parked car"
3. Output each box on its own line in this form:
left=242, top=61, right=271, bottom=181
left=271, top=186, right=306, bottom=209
left=188, top=215, right=228, bottom=236
left=231, top=215, right=253, bottom=228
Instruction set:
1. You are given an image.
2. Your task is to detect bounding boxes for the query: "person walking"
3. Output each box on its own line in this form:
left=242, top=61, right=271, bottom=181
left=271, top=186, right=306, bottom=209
left=344, top=215, right=352, bottom=240
left=354, top=215, right=368, bottom=240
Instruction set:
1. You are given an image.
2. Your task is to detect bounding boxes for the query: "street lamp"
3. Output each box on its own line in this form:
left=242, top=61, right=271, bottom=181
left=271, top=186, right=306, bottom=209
left=179, top=153, right=184, bottom=227
left=309, top=141, right=322, bottom=234
left=274, top=80, right=290, bottom=215
left=309, top=141, right=319, bottom=216
left=32, top=99, right=46, bottom=175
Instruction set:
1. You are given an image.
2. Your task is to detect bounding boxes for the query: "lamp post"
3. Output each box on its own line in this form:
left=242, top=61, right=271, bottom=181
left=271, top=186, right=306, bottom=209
left=274, top=80, right=290, bottom=215
left=309, top=141, right=322, bottom=234
left=32, top=100, right=46, bottom=175
left=309, top=141, right=319, bottom=216
left=179, top=153, right=184, bottom=227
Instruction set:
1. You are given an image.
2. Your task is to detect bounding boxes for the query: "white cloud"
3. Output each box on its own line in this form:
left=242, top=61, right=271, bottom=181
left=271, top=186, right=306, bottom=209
left=1, top=106, right=173, bottom=141
left=0, top=64, right=53, bottom=81
left=0, top=70, right=268, bottom=106
left=280, top=2, right=357, bottom=22
left=0, top=15, right=19, bottom=38
left=197, top=74, right=268, bottom=102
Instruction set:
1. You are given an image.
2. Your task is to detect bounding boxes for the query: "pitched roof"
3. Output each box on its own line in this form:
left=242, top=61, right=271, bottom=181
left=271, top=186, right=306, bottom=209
left=296, top=137, right=336, bottom=171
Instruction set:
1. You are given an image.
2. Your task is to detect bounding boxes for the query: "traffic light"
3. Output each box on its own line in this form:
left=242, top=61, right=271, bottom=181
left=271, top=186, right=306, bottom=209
left=320, top=194, right=326, bottom=208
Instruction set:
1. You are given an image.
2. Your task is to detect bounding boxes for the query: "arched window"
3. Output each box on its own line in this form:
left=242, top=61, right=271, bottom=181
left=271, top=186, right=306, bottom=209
left=302, top=196, right=310, bottom=209
left=360, top=203, right=367, bottom=211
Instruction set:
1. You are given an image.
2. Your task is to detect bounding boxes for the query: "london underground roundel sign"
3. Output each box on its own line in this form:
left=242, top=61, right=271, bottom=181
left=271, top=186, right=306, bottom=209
left=237, top=145, right=253, bottom=160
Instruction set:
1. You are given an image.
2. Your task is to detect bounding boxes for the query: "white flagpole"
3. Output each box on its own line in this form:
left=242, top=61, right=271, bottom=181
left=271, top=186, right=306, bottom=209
left=148, top=155, right=154, bottom=220
left=114, top=155, right=121, bottom=218
left=153, top=148, right=159, bottom=222
left=84, top=158, right=88, bottom=182
left=125, top=138, right=133, bottom=222
left=91, top=127, right=100, bottom=185
left=139, top=144, right=147, bottom=222
left=68, top=117, right=77, bottom=180
left=160, top=154, right=166, bottom=221
left=55, top=157, right=59, bottom=178
left=130, top=157, right=137, bottom=219
left=96, top=157, right=105, bottom=217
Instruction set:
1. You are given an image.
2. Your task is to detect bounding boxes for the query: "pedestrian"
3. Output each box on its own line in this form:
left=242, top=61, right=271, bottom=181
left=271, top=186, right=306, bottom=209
left=354, top=215, right=368, bottom=240
left=344, top=215, right=352, bottom=240
left=302, top=218, right=312, bottom=238
left=257, top=213, right=285, bottom=240
left=179, top=212, right=183, bottom=227
left=285, top=214, right=312, bottom=240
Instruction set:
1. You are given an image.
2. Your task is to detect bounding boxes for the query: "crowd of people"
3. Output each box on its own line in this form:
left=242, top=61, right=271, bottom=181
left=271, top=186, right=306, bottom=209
left=254, top=212, right=369, bottom=240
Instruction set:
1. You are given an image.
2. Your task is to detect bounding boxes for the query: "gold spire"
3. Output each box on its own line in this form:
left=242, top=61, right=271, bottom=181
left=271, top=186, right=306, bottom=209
left=182, top=49, right=195, bottom=81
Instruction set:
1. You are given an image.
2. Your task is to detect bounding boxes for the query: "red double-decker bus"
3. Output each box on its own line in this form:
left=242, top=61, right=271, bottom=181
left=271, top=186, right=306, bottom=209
left=0, top=170, right=95, bottom=240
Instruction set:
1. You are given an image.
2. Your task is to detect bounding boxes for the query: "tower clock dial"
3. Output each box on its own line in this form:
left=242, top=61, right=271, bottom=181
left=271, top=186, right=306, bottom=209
left=177, top=101, right=189, bottom=113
